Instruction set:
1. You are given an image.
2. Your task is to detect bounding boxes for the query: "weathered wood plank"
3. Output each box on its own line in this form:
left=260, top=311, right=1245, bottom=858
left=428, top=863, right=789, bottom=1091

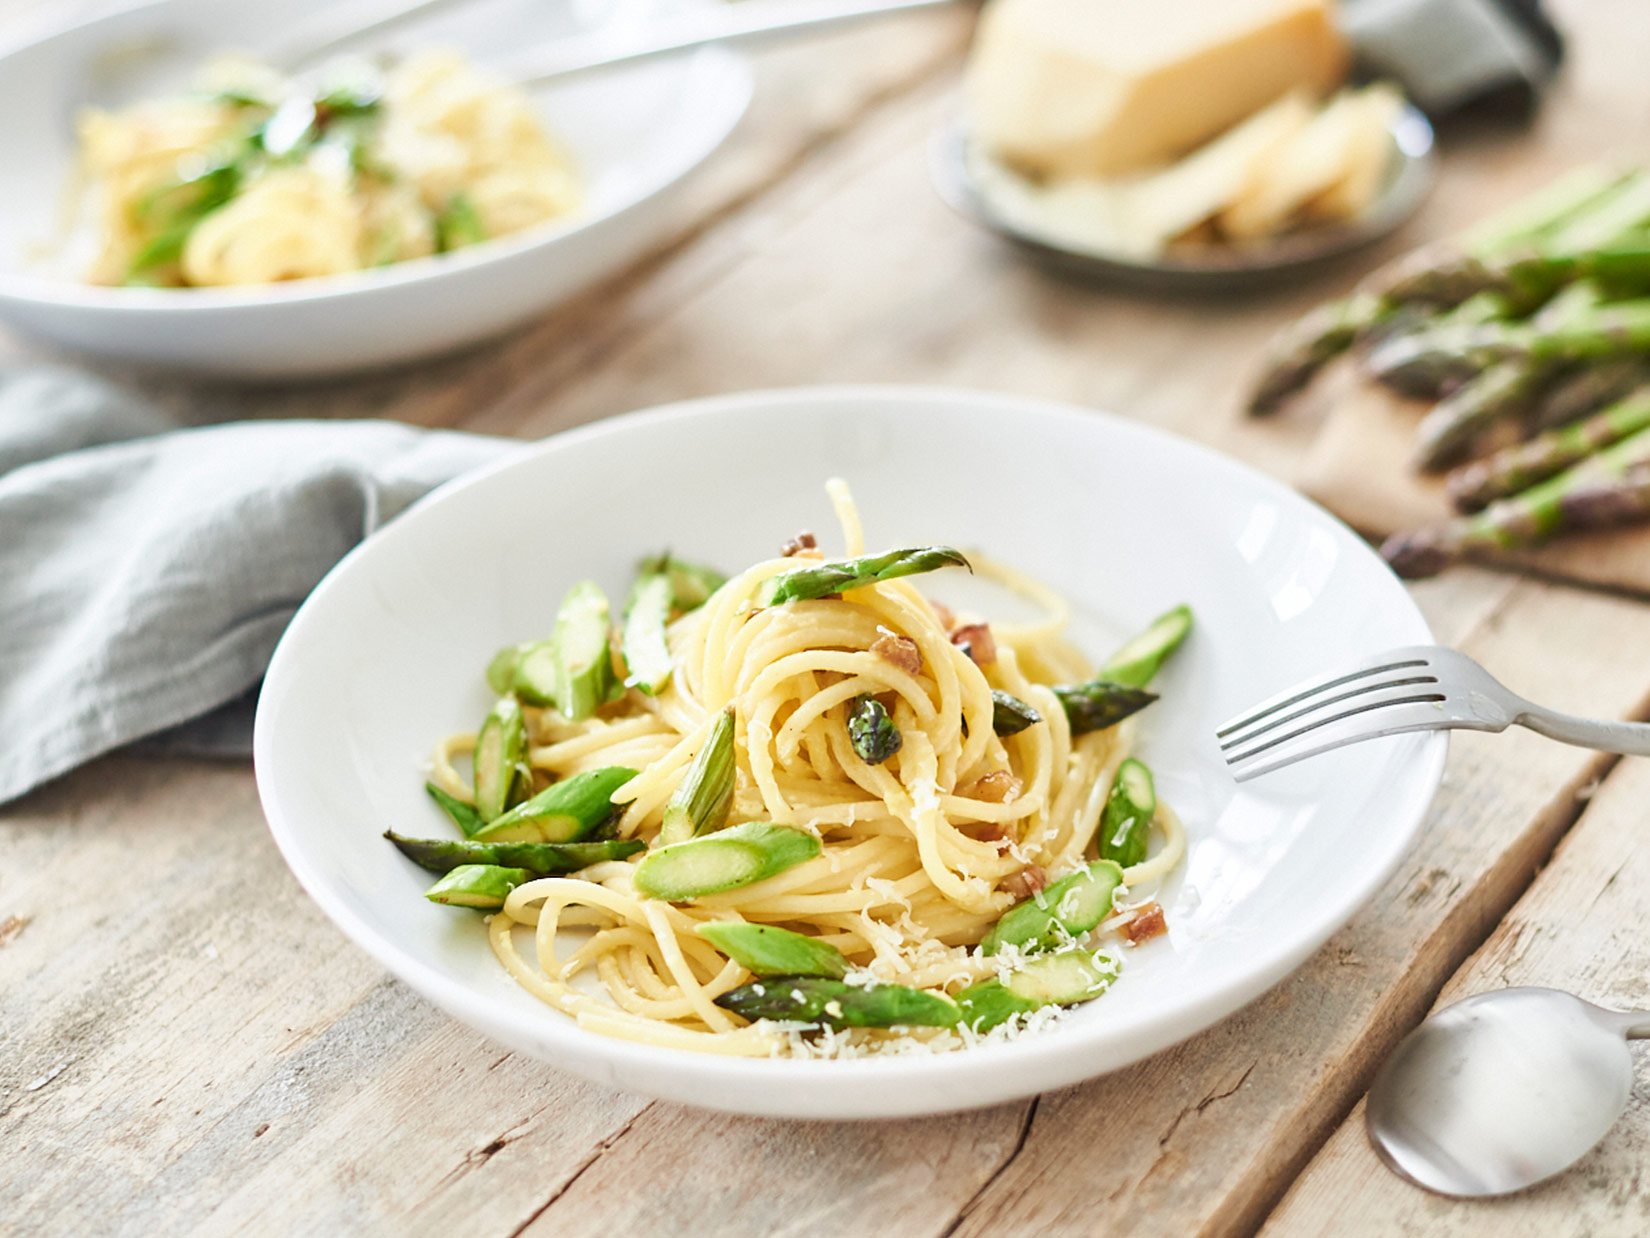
left=1262, top=749, right=1650, bottom=1235
left=0, top=760, right=647, bottom=1237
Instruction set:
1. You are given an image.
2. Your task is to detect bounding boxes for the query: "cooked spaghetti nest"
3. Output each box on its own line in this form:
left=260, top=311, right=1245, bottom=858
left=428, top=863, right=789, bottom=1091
left=74, top=50, right=580, bottom=287
left=428, top=484, right=1186, bottom=1057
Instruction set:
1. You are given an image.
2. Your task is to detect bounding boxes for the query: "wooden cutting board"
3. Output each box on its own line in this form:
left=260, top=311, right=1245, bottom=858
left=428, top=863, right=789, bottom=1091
left=1291, top=372, right=1650, bottom=594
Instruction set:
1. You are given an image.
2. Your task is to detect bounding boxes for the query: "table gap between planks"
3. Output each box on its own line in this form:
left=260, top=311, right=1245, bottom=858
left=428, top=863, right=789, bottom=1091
left=5, top=0, right=1650, bottom=1234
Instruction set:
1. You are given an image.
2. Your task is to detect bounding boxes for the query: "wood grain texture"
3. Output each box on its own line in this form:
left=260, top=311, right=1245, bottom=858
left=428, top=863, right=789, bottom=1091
left=5, top=0, right=1650, bottom=1234
left=1262, top=752, right=1650, bottom=1236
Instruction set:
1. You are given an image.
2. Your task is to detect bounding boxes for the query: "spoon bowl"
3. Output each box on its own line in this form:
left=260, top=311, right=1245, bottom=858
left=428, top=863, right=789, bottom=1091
left=1366, top=987, right=1647, bottom=1197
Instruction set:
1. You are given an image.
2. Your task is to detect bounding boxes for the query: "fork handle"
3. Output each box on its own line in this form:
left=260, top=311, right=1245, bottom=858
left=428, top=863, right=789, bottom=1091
left=1516, top=708, right=1650, bottom=755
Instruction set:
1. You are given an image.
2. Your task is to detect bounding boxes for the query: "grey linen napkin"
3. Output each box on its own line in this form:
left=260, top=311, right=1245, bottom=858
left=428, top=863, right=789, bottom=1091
left=0, top=368, right=519, bottom=806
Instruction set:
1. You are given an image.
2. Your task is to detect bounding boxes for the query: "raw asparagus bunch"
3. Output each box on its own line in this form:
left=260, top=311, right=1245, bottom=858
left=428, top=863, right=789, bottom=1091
left=1245, top=166, right=1634, bottom=414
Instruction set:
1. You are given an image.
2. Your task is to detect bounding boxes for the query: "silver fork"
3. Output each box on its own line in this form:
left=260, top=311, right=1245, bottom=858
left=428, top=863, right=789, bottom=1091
left=1218, top=645, right=1650, bottom=782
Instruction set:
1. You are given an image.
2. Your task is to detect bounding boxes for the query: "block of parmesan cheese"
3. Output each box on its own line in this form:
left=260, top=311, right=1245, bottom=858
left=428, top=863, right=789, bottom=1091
left=966, top=0, right=1348, bottom=178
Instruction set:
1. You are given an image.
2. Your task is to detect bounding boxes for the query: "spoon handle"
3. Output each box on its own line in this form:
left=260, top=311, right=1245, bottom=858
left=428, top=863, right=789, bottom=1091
left=1605, top=1009, right=1650, bottom=1039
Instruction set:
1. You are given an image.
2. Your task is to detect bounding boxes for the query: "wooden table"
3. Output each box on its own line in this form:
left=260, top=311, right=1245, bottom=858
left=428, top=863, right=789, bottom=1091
left=6, top=1, right=1650, bottom=1233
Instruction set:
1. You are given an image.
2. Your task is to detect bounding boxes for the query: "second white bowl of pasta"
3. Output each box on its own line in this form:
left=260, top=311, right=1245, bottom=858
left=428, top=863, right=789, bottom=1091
left=0, top=0, right=751, bottom=376
left=255, top=386, right=1446, bottom=1118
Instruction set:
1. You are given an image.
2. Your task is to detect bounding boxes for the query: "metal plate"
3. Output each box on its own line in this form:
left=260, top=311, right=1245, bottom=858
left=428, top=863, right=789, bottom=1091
left=931, top=103, right=1436, bottom=293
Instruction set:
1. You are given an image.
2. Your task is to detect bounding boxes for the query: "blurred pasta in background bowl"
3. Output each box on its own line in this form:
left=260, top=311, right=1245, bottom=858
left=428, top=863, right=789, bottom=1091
left=77, top=51, right=582, bottom=288
left=0, top=0, right=751, bottom=376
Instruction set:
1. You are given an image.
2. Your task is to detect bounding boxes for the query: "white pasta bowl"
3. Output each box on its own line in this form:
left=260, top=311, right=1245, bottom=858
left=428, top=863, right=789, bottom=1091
left=0, top=0, right=750, bottom=377
left=255, top=386, right=1446, bottom=1118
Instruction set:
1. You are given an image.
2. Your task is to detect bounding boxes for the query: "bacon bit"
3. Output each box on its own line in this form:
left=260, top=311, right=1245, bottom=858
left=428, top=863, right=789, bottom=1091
left=951, top=623, right=996, bottom=666
left=930, top=600, right=956, bottom=631
left=780, top=531, right=818, bottom=558
left=871, top=631, right=923, bottom=676
left=1001, top=865, right=1048, bottom=901
left=1123, top=902, right=1167, bottom=945
left=968, top=770, right=1021, bottom=803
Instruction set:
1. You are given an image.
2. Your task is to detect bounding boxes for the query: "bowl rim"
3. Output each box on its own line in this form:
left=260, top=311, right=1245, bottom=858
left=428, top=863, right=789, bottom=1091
left=253, top=384, right=1447, bottom=1104
left=0, top=0, right=753, bottom=312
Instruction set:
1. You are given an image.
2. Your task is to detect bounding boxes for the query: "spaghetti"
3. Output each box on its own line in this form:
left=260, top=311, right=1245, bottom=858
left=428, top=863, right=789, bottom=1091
left=418, top=482, right=1188, bottom=1058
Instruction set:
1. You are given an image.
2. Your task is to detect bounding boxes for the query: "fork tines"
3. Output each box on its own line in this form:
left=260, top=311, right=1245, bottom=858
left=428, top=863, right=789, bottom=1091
left=1218, top=647, right=1446, bottom=780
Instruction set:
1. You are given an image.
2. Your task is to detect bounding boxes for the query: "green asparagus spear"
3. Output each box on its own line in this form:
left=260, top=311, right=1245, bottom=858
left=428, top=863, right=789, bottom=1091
left=1247, top=167, right=1631, bottom=414
left=1383, top=426, right=1650, bottom=577
left=1099, top=604, right=1194, bottom=687
left=1051, top=682, right=1158, bottom=736
left=621, top=569, right=675, bottom=695
left=424, top=864, right=533, bottom=909
left=659, top=707, right=736, bottom=845
left=1097, top=759, right=1156, bottom=869
left=991, top=690, right=1043, bottom=737
left=755, top=546, right=970, bottom=606
left=1414, top=359, right=1554, bottom=472
left=471, top=766, right=637, bottom=843
left=847, top=694, right=903, bottom=764
left=472, top=696, right=526, bottom=821
left=385, top=831, right=643, bottom=875
left=714, top=976, right=959, bottom=1029
left=695, top=922, right=849, bottom=979
left=1450, top=387, right=1650, bottom=510
left=425, top=780, right=485, bottom=836
left=980, top=860, right=1125, bottom=956
left=955, top=948, right=1119, bottom=1033
left=1525, top=358, right=1650, bottom=433
left=633, top=822, right=821, bottom=900
left=1369, top=299, right=1650, bottom=386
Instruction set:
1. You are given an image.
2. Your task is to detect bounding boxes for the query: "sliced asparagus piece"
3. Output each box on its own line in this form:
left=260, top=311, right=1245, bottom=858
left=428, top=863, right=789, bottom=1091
left=471, top=766, right=637, bottom=843
left=1051, top=681, right=1158, bottom=736
left=755, top=546, right=970, bottom=606
left=657, top=556, right=727, bottom=611
left=633, top=822, right=821, bottom=901
left=980, top=860, right=1125, bottom=956
left=550, top=580, right=622, bottom=721
left=695, top=922, right=849, bottom=979
left=424, top=864, right=533, bottom=909
left=1099, top=604, right=1194, bottom=687
left=714, top=976, right=959, bottom=1029
left=472, top=696, right=526, bottom=821
left=386, top=831, right=643, bottom=875
left=1450, top=387, right=1650, bottom=511
left=955, top=948, right=1118, bottom=1033
left=847, top=694, right=902, bottom=764
left=486, top=644, right=526, bottom=696
left=425, top=780, right=485, bottom=837
left=1098, top=759, right=1157, bottom=869
left=1383, top=427, right=1650, bottom=577
left=991, top=690, right=1043, bottom=737
left=621, top=569, right=675, bottom=695
left=659, top=707, right=736, bottom=846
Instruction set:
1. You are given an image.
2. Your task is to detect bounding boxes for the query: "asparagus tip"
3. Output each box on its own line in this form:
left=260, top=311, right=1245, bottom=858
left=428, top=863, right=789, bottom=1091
left=1380, top=529, right=1452, bottom=579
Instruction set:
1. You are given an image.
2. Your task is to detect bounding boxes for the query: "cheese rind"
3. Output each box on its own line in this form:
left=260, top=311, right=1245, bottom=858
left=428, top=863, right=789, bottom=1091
left=966, top=0, right=1348, bottom=178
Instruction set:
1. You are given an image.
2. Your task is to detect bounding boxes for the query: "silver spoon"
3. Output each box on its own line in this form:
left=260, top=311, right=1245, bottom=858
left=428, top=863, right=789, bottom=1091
left=1366, top=987, right=1650, bottom=1197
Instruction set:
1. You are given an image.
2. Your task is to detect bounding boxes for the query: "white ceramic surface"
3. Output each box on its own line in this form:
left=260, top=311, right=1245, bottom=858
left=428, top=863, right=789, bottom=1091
left=254, top=386, right=1447, bottom=1119
left=0, top=0, right=751, bottom=377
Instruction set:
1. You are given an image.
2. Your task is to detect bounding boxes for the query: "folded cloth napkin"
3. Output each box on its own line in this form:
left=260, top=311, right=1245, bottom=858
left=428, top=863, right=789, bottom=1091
left=0, top=368, right=519, bottom=807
